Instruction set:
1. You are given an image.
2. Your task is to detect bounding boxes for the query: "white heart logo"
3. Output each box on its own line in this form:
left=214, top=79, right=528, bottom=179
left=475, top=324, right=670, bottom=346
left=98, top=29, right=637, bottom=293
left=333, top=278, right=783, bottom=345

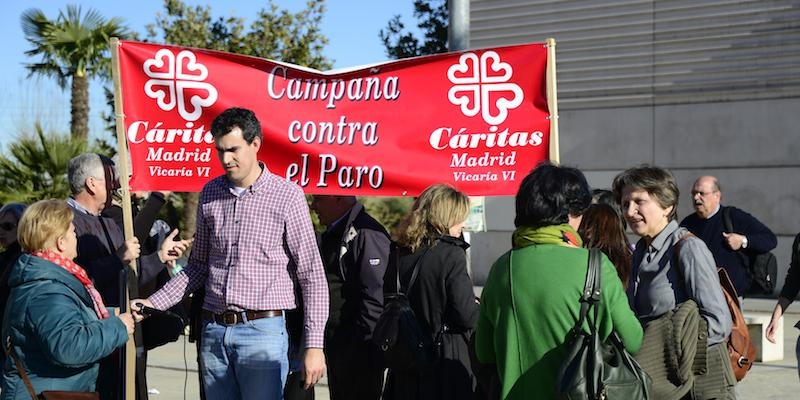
left=446, top=51, right=523, bottom=125
left=142, top=49, right=218, bottom=121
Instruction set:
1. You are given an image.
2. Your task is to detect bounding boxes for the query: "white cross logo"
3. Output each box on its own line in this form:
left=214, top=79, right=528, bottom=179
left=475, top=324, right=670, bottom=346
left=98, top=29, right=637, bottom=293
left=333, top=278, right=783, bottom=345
left=447, top=51, right=523, bottom=126
left=143, top=49, right=219, bottom=122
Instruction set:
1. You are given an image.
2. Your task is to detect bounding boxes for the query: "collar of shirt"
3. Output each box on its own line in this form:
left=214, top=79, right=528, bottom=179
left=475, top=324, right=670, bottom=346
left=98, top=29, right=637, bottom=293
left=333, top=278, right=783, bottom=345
left=225, top=162, right=269, bottom=197
left=67, top=197, right=97, bottom=216
left=705, top=204, right=722, bottom=219
left=644, top=220, right=680, bottom=260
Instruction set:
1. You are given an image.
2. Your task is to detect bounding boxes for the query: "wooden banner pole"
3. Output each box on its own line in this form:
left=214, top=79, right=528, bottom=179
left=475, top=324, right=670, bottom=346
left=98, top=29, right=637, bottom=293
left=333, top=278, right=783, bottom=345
left=546, top=38, right=560, bottom=164
left=109, top=37, right=136, bottom=400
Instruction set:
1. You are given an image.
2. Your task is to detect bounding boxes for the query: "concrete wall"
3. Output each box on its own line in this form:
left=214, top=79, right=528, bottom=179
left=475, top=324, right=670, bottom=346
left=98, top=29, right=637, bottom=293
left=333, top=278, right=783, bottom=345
left=465, top=0, right=800, bottom=295
left=469, top=98, right=800, bottom=291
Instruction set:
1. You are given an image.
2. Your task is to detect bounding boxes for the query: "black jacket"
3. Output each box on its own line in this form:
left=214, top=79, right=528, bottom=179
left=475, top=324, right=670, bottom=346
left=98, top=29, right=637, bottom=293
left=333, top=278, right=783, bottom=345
left=384, top=236, right=480, bottom=400
left=320, top=202, right=391, bottom=341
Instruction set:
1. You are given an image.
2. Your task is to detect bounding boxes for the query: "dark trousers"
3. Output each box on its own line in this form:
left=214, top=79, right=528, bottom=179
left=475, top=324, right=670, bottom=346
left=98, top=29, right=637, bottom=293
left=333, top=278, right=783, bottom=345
left=96, top=348, right=148, bottom=400
left=326, top=337, right=384, bottom=400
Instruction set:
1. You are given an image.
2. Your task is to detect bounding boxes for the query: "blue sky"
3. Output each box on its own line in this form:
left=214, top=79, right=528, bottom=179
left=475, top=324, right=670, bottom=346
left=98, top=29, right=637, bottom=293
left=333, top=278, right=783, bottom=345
left=0, top=1, right=418, bottom=149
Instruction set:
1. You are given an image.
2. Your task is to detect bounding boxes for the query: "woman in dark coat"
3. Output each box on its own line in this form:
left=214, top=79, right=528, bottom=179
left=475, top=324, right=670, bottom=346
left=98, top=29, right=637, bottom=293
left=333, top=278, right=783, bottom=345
left=383, top=184, right=479, bottom=400
left=0, top=203, right=26, bottom=334
left=766, top=231, right=800, bottom=378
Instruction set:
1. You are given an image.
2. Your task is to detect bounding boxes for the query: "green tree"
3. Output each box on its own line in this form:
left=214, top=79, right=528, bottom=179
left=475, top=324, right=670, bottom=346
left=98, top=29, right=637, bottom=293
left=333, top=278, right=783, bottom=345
left=21, top=5, right=131, bottom=141
left=359, top=196, right=414, bottom=239
left=146, top=0, right=333, bottom=238
left=372, top=0, right=449, bottom=234
left=0, top=126, right=93, bottom=204
left=380, top=0, right=448, bottom=59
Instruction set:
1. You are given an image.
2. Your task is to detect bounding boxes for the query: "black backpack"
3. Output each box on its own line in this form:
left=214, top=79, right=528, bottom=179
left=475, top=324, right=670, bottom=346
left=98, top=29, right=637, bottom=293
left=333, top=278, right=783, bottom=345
left=722, top=207, right=777, bottom=296
left=372, top=247, right=434, bottom=371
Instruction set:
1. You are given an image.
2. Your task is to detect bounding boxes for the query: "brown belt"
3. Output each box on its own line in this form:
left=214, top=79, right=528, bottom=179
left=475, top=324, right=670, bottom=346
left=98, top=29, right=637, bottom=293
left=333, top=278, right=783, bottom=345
left=203, top=309, right=283, bottom=326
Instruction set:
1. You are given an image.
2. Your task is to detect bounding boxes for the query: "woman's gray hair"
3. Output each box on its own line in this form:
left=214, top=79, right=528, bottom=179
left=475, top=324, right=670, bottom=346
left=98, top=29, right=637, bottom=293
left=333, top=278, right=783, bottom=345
left=68, top=153, right=105, bottom=195
left=612, top=165, right=680, bottom=221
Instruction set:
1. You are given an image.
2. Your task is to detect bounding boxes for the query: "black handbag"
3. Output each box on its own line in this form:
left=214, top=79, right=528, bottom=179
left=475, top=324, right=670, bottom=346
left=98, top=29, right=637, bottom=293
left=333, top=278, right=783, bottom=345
left=556, top=249, right=652, bottom=399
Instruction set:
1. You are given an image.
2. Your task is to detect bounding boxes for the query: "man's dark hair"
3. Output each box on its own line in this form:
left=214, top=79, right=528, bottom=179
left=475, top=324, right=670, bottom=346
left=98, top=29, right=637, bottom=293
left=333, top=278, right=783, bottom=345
left=514, top=162, right=592, bottom=228
left=210, top=107, right=263, bottom=143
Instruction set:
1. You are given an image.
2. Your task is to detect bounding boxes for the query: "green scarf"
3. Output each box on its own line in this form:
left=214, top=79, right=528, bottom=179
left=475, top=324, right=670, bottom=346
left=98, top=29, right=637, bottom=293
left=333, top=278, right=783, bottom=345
left=512, top=224, right=583, bottom=249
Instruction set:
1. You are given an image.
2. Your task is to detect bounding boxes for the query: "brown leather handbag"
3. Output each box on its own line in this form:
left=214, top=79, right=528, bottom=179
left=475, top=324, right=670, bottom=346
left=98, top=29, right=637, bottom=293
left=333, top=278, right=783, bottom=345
left=716, top=267, right=756, bottom=381
left=6, top=338, right=100, bottom=400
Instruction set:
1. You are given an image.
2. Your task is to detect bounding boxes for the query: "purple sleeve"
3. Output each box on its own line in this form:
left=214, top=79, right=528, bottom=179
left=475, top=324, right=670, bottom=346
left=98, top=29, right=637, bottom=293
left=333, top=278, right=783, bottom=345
left=150, top=196, right=209, bottom=310
left=284, top=189, right=329, bottom=348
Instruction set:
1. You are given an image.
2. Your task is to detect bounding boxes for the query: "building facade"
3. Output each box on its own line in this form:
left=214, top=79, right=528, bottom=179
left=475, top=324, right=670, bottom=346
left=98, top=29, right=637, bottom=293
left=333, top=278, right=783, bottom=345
left=467, top=0, right=800, bottom=294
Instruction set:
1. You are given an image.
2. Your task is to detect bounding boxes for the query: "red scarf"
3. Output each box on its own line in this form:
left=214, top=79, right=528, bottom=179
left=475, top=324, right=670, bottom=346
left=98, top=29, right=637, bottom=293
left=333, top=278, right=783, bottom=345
left=32, top=250, right=110, bottom=319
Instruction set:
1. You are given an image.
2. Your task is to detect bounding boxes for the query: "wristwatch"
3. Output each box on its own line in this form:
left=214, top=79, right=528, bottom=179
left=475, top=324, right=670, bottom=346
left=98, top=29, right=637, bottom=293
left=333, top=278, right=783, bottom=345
left=741, top=236, right=748, bottom=249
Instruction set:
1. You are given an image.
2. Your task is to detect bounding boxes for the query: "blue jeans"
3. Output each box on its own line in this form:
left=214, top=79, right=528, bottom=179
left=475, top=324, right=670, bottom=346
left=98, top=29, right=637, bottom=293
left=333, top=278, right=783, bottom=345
left=200, top=314, right=289, bottom=400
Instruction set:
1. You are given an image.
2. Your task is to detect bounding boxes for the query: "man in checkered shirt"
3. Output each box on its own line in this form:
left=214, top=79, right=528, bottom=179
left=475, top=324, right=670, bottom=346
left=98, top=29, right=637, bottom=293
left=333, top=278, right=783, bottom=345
left=133, top=107, right=329, bottom=400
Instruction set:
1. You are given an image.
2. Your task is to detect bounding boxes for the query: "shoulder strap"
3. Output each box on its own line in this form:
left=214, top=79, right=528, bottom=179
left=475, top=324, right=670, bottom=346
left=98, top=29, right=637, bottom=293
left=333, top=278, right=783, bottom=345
left=573, top=249, right=602, bottom=333
left=722, top=206, right=733, bottom=232
left=393, top=245, right=431, bottom=295
left=390, top=242, right=401, bottom=294
left=673, top=234, right=712, bottom=376
left=5, top=337, right=39, bottom=400
left=585, top=249, right=602, bottom=302
left=672, top=233, right=696, bottom=281
left=404, top=247, right=431, bottom=294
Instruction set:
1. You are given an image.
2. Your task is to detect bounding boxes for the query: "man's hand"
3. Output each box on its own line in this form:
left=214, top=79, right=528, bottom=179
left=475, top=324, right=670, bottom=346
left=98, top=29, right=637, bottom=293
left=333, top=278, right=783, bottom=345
left=129, top=298, right=154, bottom=323
left=157, top=229, right=193, bottom=264
left=722, top=232, right=745, bottom=251
left=117, top=237, right=141, bottom=263
left=301, top=348, right=326, bottom=389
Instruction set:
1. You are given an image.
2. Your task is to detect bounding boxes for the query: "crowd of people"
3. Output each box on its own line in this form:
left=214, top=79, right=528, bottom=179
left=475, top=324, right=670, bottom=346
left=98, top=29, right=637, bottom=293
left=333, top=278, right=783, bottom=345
left=0, top=105, right=795, bottom=400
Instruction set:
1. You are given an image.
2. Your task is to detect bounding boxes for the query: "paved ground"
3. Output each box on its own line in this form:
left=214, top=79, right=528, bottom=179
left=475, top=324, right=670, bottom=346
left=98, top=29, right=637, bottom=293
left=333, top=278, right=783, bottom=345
left=144, top=298, right=798, bottom=399
left=736, top=298, right=799, bottom=399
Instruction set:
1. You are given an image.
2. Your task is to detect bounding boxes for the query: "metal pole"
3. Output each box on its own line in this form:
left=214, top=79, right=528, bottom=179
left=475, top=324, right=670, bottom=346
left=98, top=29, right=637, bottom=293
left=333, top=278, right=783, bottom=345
left=448, top=0, right=470, bottom=51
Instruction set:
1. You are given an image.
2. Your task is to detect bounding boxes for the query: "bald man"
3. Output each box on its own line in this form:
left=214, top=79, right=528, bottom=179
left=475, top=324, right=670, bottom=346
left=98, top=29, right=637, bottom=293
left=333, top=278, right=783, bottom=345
left=680, top=175, right=777, bottom=296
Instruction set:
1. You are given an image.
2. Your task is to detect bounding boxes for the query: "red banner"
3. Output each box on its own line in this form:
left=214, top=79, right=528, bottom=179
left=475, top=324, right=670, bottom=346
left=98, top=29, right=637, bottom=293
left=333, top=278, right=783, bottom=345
left=115, top=40, right=551, bottom=196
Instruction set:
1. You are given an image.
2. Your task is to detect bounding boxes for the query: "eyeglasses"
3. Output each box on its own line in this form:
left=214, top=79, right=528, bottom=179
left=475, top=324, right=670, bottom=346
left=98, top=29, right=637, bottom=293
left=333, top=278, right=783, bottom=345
left=0, top=222, right=15, bottom=231
left=691, top=190, right=718, bottom=197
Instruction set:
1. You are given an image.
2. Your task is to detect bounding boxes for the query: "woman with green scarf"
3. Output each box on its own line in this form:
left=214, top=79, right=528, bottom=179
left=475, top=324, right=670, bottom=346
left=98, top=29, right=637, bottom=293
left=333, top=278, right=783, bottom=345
left=473, top=162, right=643, bottom=400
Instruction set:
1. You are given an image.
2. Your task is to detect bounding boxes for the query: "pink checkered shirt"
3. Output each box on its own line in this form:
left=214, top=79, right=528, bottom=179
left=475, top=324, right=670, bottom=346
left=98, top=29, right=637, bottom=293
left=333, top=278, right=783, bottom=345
left=150, top=165, right=329, bottom=348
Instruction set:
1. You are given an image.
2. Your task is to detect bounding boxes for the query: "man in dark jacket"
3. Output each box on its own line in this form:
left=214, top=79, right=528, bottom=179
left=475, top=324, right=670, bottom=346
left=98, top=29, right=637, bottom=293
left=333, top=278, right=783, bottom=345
left=310, top=196, right=391, bottom=400
left=680, top=175, right=777, bottom=296
left=67, top=153, right=190, bottom=400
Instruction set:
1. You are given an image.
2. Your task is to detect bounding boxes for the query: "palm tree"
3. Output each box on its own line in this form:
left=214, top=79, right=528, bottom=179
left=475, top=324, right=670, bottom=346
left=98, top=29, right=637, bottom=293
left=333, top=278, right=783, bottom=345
left=21, top=5, right=130, bottom=141
left=0, top=125, right=92, bottom=204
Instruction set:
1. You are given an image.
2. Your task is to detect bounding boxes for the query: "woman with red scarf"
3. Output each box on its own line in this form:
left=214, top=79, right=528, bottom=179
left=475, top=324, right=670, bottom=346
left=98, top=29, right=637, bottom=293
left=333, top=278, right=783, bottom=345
left=1, top=200, right=133, bottom=399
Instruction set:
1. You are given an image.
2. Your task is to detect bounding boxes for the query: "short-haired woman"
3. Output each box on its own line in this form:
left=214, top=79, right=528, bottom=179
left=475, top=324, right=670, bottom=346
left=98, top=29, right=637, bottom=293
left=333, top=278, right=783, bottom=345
left=383, top=184, right=479, bottom=400
left=1, top=200, right=134, bottom=399
left=612, top=165, right=734, bottom=398
left=474, top=162, right=643, bottom=399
